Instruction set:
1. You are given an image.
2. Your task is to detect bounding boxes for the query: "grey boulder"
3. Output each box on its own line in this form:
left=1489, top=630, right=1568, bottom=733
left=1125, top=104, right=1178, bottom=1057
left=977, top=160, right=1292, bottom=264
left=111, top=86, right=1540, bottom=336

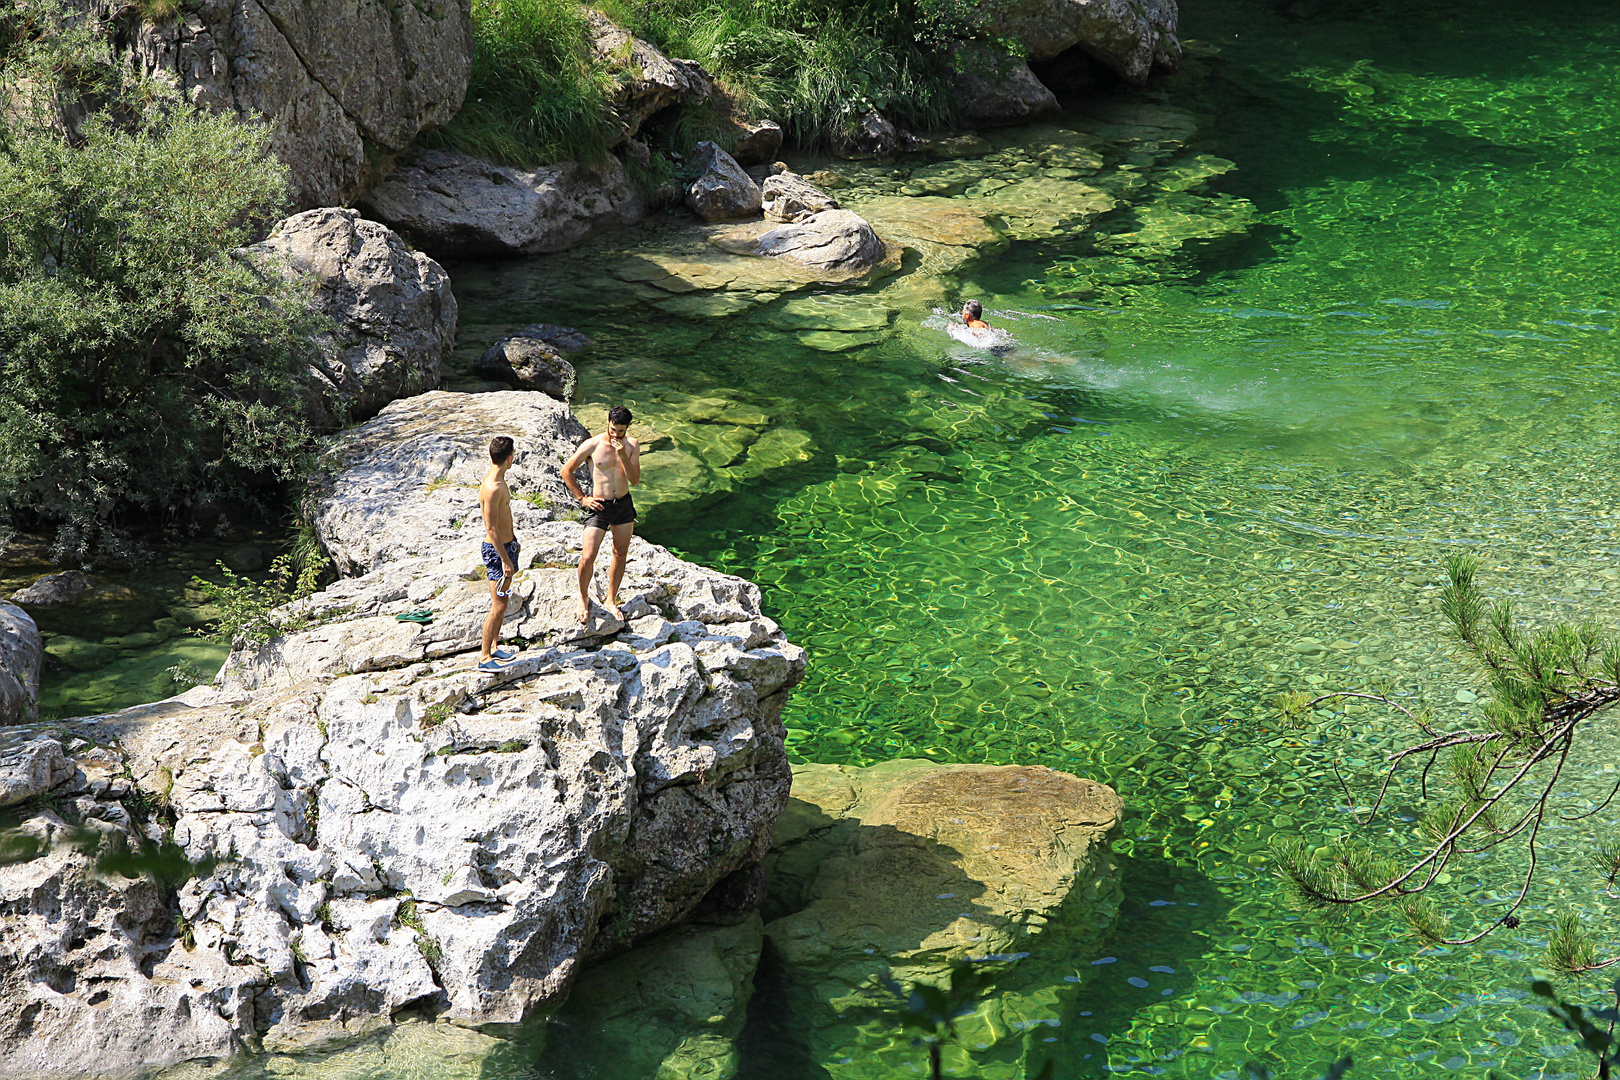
left=303, top=389, right=591, bottom=576
left=0, top=603, right=41, bottom=724
left=247, top=208, right=456, bottom=431
left=685, top=142, right=763, bottom=221
left=472, top=336, right=578, bottom=398
left=360, top=150, right=646, bottom=259
left=728, top=119, right=784, bottom=166
left=954, top=46, right=1061, bottom=126
left=983, top=0, right=1180, bottom=83
left=761, top=172, right=840, bottom=224
left=752, top=210, right=886, bottom=273
left=587, top=11, right=711, bottom=141
left=831, top=109, right=900, bottom=159
left=126, top=0, right=473, bottom=209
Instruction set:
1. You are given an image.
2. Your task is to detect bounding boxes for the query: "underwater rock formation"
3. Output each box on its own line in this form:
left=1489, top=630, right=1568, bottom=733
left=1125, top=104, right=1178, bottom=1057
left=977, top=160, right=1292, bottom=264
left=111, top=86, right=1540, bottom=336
left=762, top=759, right=1125, bottom=1079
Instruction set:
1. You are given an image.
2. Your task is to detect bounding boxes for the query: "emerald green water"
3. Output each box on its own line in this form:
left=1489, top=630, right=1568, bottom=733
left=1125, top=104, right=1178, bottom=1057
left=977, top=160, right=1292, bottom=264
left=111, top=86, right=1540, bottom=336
left=68, top=0, right=1620, bottom=1075
left=515, top=0, right=1620, bottom=1074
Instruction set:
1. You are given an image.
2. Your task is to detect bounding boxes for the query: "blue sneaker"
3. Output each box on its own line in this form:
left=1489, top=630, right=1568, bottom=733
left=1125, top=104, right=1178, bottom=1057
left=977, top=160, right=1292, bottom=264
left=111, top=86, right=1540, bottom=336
left=492, top=648, right=517, bottom=661
left=477, top=658, right=507, bottom=672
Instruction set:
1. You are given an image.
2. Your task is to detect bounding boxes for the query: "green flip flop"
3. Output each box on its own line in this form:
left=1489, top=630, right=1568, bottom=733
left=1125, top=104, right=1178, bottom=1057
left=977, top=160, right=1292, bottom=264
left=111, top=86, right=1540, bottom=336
left=395, top=608, right=435, bottom=624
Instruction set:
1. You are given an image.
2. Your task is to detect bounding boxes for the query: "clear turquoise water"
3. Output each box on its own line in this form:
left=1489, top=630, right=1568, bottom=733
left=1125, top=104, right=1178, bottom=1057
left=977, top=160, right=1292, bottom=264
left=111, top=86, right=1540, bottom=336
left=623, top=1, right=1620, bottom=1074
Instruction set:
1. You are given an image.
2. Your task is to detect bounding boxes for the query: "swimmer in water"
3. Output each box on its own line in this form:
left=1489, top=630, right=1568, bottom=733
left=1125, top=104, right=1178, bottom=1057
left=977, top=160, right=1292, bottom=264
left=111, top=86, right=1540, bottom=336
left=961, top=299, right=989, bottom=330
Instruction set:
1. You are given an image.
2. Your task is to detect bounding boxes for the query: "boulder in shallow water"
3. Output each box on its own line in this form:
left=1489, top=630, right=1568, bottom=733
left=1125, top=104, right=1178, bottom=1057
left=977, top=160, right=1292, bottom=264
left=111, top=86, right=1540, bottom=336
left=247, top=208, right=455, bottom=431
left=831, top=108, right=900, bottom=159
left=761, top=172, right=840, bottom=223
left=472, top=336, right=578, bottom=398
left=954, top=45, right=1061, bottom=126
left=0, top=603, right=40, bottom=724
left=750, top=210, right=886, bottom=272
left=762, top=759, right=1124, bottom=1079
left=685, top=142, right=763, bottom=222
left=360, top=150, right=646, bottom=259
left=9, top=572, right=159, bottom=638
left=728, top=118, right=784, bottom=166
left=541, top=913, right=764, bottom=1079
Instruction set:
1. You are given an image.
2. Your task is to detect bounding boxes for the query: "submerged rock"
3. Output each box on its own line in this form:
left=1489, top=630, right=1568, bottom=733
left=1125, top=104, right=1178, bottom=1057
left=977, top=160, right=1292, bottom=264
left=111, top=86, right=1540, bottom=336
left=761, top=172, right=840, bottom=223
left=8, top=572, right=160, bottom=638
left=360, top=150, right=646, bottom=260
left=248, top=208, right=455, bottom=431
left=750, top=210, right=886, bottom=272
left=762, top=759, right=1125, bottom=1079
left=0, top=603, right=40, bottom=724
left=685, top=142, right=763, bottom=222
left=542, top=913, right=764, bottom=1079
left=125, top=0, right=472, bottom=208
left=472, top=336, right=578, bottom=398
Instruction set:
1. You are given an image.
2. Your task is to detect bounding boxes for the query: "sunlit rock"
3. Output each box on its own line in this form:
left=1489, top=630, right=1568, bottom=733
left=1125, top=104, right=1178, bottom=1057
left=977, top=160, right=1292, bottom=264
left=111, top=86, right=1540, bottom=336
left=685, top=142, right=763, bottom=222
left=247, top=208, right=456, bottom=431
left=360, top=150, right=646, bottom=260
left=762, top=759, right=1124, bottom=1080
left=0, top=604, right=41, bottom=724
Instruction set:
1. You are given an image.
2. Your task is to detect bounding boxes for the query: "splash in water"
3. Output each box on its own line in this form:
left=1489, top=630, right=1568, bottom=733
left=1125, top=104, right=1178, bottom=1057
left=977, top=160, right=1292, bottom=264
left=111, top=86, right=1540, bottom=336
left=923, top=309, right=1018, bottom=350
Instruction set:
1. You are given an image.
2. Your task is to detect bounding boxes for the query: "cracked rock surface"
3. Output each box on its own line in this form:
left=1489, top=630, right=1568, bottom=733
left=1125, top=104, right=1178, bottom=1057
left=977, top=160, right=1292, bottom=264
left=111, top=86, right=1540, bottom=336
left=123, top=0, right=473, bottom=209
left=0, top=393, right=803, bottom=1077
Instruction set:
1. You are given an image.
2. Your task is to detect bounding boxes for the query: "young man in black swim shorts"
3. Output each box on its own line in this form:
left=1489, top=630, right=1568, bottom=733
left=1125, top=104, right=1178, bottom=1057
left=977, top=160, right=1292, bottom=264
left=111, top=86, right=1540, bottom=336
left=561, top=406, right=641, bottom=624
left=478, top=436, right=520, bottom=670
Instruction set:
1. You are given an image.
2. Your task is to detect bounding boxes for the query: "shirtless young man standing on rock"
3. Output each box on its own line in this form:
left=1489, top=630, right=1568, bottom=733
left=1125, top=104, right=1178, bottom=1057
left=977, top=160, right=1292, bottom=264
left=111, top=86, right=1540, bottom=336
left=478, top=436, right=520, bottom=671
left=562, top=406, right=641, bottom=625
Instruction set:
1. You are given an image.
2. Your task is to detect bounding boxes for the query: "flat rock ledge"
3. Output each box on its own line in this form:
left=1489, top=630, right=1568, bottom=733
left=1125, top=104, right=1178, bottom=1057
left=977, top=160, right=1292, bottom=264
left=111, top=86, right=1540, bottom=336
left=0, top=395, right=805, bottom=1077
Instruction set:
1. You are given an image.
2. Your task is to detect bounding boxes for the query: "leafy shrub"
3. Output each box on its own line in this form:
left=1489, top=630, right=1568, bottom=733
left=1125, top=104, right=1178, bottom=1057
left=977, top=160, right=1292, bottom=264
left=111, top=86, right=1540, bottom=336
left=618, top=0, right=975, bottom=147
left=0, top=2, right=322, bottom=560
left=190, top=535, right=328, bottom=646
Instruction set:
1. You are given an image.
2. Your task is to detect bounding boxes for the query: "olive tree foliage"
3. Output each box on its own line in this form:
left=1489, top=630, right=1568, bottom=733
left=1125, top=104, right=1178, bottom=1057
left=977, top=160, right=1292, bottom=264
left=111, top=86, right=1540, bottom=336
left=1273, top=554, right=1620, bottom=973
left=0, top=2, right=321, bottom=561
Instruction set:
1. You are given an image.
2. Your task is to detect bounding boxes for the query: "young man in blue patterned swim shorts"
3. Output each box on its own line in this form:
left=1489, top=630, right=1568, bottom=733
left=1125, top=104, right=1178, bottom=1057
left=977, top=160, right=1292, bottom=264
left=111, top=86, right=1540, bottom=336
left=477, top=436, right=519, bottom=670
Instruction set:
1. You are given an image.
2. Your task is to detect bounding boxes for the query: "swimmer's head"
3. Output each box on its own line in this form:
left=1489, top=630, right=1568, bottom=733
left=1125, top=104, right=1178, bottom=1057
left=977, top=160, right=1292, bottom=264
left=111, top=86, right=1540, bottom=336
left=962, top=300, right=982, bottom=320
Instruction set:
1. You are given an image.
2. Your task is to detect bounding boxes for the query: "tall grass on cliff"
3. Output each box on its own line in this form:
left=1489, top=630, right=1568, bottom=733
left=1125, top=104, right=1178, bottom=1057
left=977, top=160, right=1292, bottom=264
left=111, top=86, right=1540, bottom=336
left=420, top=0, right=619, bottom=167
left=0, top=2, right=320, bottom=561
left=615, top=0, right=973, bottom=147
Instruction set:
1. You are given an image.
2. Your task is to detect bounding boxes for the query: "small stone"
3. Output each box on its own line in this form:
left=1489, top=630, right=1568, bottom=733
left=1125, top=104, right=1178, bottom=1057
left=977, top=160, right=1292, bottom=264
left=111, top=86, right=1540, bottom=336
left=1290, top=639, right=1325, bottom=656
left=1454, top=689, right=1479, bottom=704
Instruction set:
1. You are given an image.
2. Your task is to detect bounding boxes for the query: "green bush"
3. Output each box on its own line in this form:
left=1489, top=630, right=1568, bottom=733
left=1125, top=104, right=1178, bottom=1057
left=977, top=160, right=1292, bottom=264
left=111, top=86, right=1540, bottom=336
left=420, top=0, right=620, bottom=167
left=617, top=0, right=973, bottom=147
left=190, top=529, right=328, bottom=646
left=0, top=2, right=321, bottom=560
left=426, top=0, right=975, bottom=168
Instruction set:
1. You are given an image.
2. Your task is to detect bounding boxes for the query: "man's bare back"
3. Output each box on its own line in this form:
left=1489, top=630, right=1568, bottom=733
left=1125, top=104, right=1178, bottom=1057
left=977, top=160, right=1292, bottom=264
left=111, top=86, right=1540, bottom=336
left=480, top=471, right=514, bottom=544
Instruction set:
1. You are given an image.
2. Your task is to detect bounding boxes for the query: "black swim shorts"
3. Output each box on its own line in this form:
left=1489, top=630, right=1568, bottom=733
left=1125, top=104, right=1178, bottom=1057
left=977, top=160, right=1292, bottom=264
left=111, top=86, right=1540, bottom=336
left=481, top=539, right=520, bottom=581
left=583, top=493, right=637, bottom=531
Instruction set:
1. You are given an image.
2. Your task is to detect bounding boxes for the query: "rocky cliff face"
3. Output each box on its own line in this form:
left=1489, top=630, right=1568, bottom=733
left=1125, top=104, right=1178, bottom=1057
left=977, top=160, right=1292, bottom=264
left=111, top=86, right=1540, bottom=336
left=121, top=0, right=473, bottom=209
left=0, top=391, right=803, bottom=1078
